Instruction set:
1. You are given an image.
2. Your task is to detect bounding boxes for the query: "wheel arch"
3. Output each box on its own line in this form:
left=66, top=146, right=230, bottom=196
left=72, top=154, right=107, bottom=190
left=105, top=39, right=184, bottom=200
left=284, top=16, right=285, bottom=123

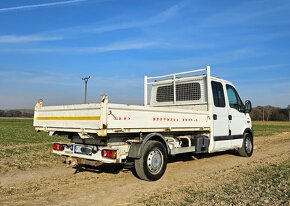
left=244, top=127, right=254, bottom=138
left=128, top=133, right=168, bottom=159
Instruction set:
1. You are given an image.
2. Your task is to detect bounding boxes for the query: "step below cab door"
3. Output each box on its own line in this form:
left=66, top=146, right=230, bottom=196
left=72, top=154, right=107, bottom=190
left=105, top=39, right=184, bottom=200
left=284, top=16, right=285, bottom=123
left=211, top=81, right=231, bottom=151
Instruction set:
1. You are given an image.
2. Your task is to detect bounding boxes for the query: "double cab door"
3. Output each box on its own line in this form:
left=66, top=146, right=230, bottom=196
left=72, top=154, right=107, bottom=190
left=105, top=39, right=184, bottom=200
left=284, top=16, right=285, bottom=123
left=211, top=80, right=246, bottom=151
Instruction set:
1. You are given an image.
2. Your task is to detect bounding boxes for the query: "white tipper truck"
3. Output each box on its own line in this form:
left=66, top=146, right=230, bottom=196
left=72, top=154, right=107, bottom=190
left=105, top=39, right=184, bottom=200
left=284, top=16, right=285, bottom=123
left=33, top=66, right=253, bottom=181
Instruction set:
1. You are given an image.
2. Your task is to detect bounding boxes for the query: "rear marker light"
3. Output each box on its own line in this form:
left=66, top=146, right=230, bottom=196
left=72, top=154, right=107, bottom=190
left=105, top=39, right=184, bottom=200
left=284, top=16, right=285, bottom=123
left=101, top=149, right=117, bottom=159
left=52, top=143, right=64, bottom=151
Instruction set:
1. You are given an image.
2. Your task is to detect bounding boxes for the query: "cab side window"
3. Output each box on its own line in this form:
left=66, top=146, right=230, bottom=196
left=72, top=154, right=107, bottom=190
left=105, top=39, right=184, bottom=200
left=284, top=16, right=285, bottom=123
left=226, top=85, right=243, bottom=111
left=211, top=81, right=225, bottom=107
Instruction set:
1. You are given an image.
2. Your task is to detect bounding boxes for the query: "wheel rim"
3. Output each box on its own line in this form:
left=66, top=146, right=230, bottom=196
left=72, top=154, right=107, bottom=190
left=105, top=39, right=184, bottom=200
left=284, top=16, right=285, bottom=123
left=147, top=149, right=163, bottom=174
left=245, top=136, right=253, bottom=154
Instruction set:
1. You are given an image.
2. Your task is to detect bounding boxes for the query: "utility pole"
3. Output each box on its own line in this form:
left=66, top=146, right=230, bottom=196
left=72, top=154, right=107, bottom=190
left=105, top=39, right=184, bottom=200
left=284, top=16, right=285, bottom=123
left=82, top=76, right=90, bottom=104
left=288, top=105, right=290, bottom=122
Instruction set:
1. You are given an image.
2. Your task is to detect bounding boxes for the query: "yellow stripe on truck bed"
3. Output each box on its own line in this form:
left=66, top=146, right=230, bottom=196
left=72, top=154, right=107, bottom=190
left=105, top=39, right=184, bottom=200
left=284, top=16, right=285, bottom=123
left=36, top=116, right=101, bottom=121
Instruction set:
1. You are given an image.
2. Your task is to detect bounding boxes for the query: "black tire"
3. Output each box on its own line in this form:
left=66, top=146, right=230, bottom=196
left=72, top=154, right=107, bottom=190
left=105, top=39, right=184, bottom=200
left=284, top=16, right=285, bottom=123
left=134, top=140, right=167, bottom=181
left=238, top=133, right=253, bottom=157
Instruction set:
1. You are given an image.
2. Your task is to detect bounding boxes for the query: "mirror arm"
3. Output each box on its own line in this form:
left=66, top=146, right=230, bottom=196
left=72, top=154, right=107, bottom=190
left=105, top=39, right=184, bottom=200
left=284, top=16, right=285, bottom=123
left=240, top=105, right=246, bottom=113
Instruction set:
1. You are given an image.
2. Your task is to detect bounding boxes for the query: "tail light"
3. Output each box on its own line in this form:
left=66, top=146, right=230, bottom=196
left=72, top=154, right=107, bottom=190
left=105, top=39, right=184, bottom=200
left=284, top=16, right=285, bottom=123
left=101, top=149, right=117, bottom=159
left=52, top=143, right=64, bottom=151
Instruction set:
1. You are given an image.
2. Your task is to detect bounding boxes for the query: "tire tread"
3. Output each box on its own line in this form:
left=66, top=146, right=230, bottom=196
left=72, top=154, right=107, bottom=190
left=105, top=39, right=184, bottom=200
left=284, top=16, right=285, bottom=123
left=238, top=133, right=253, bottom=157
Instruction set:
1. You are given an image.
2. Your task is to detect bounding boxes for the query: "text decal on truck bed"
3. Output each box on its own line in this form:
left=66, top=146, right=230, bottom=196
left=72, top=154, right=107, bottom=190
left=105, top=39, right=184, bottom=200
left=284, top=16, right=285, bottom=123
left=153, top=117, right=198, bottom=122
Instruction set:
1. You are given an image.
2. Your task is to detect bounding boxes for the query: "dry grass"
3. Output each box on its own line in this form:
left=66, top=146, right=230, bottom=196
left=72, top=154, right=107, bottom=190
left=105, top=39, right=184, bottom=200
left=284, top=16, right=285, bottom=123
left=137, top=157, right=290, bottom=206
left=136, top=121, right=290, bottom=206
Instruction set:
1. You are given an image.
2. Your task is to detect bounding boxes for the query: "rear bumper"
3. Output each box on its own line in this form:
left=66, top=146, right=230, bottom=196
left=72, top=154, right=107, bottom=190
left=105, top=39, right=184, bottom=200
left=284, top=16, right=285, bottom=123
left=52, top=143, right=122, bottom=164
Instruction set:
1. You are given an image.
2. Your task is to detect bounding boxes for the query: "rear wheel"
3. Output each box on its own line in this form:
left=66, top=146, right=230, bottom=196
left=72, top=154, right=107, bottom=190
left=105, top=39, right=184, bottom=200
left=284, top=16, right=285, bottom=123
left=134, top=140, right=167, bottom=181
left=238, top=133, right=253, bottom=157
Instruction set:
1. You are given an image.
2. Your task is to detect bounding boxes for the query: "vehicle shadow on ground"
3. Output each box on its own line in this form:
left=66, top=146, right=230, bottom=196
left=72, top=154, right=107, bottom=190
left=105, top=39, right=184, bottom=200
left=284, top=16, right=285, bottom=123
left=168, top=150, right=238, bottom=163
left=73, top=163, right=127, bottom=175
left=71, top=150, right=238, bottom=176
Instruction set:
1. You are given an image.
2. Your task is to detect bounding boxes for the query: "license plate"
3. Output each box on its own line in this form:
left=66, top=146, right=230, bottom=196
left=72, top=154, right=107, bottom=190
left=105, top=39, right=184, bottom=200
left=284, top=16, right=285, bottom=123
left=74, top=145, right=92, bottom=155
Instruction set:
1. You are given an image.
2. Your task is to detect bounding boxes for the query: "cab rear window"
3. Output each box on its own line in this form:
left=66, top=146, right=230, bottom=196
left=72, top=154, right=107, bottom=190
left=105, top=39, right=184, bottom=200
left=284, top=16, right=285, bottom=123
left=156, top=83, right=201, bottom=102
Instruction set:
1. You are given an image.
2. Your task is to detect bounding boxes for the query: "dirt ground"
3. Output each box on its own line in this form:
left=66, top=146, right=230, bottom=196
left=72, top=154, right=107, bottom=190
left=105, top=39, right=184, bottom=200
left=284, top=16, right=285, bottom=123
left=0, top=132, right=289, bottom=206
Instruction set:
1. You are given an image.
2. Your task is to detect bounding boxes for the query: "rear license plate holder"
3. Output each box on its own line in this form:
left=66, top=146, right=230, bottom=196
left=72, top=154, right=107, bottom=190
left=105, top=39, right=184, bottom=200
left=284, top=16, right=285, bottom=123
left=74, top=145, right=92, bottom=156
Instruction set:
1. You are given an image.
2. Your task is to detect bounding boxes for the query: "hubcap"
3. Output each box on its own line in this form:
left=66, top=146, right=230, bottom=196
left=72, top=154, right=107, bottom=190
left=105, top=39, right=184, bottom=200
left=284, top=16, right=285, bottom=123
left=147, top=149, right=163, bottom=174
left=245, top=137, right=252, bottom=154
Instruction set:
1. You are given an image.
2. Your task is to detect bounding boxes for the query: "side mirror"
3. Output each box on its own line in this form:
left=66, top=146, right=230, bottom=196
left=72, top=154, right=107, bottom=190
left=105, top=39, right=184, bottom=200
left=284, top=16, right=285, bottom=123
left=244, top=100, right=252, bottom=113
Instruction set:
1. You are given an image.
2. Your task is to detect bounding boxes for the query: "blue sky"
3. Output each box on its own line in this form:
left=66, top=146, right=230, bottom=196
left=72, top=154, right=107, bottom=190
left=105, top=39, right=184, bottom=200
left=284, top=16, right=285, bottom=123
left=0, top=0, right=289, bottom=109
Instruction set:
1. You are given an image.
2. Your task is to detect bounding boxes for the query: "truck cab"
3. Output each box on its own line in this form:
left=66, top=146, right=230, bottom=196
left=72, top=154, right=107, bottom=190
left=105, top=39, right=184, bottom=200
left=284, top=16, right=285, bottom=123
left=145, top=68, right=253, bottom=155
left=210, top=77, right=252, bottom=153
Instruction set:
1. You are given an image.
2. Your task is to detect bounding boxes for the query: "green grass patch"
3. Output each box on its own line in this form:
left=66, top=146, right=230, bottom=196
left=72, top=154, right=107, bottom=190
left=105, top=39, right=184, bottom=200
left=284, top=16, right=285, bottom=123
left=0, top=118, right=68, bottom=173
left=0, top=118, right=67, bottom=146
left=253, top=121, right=290, bottom=136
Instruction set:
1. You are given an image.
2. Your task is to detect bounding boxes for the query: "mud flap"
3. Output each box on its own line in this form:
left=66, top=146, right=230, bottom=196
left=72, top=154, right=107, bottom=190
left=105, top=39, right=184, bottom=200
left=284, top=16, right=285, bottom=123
left=128, top=142, right=142, bottom=159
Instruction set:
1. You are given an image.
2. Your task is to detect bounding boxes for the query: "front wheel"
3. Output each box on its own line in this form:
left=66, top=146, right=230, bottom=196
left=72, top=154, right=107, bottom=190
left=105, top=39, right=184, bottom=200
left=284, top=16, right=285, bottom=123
left=134, top=140, right=167, bottom=181
left=238, top=133, right=253, bottom=157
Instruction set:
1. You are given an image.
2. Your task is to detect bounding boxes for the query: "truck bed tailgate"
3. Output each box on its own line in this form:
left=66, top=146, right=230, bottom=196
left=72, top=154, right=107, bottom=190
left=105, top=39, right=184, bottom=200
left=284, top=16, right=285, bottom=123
left=34, top=103, right=102, bottom=130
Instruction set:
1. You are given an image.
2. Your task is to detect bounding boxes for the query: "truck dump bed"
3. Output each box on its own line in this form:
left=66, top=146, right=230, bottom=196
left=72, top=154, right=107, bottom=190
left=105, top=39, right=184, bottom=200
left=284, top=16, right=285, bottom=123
left=34, top=98, right=211, bottom=136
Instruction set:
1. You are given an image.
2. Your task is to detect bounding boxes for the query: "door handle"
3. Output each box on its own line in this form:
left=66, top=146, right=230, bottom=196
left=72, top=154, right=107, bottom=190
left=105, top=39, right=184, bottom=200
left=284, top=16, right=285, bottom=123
left=228, top=115, right=232, bottom=120
left=213, top=114, right=217, bottom=120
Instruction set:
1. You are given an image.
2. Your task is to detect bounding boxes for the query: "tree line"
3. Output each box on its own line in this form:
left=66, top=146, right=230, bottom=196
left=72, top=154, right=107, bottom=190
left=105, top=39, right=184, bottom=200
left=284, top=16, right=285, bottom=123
left=250, top=106, right=289, bottom=121
left=0, top=110, right=33, bottom=118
